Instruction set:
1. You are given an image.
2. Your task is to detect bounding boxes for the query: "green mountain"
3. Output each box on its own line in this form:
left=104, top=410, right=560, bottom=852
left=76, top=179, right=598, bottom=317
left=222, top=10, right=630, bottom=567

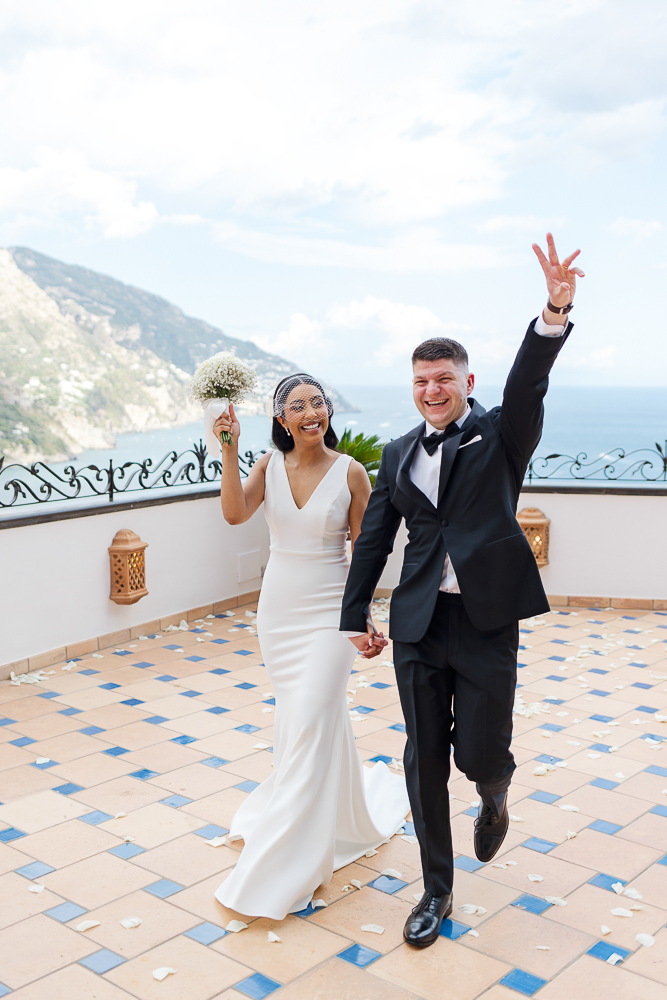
left=1, top=247, right=353, bottom=463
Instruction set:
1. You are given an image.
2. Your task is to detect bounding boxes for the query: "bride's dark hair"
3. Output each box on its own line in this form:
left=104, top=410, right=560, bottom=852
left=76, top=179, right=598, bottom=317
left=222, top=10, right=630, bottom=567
left=272, top=373, right=339, bottom=453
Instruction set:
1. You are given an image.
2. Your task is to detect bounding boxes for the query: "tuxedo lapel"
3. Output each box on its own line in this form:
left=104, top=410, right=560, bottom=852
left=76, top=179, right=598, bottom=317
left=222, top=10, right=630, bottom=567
left=396, top=424, right=436, bottom=514
left=437, top=425, right=466, bottom=505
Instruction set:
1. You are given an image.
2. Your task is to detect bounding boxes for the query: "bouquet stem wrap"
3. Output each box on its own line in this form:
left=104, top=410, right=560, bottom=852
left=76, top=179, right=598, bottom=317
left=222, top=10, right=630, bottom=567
left=190, top=352, right=257, bottom=457
left=204, top=397, right=230, bottom=454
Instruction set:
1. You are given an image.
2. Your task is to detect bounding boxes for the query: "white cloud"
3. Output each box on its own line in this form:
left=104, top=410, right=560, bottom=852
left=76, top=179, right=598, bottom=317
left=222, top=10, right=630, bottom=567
left=479, top=215, right=565, bottom=233
left=559, top=345, right=618, bottom=369
left=609, top=217, right=663, bottom=242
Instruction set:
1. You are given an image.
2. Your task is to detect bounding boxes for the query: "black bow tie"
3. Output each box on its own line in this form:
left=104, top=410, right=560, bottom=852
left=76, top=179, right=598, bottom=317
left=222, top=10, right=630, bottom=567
left=421, top=423, right=461, bottom=456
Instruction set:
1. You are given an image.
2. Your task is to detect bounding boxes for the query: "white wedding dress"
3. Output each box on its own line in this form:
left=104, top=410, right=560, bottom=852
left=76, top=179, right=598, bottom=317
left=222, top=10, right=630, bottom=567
left=215, top=450, right=409, bottom=919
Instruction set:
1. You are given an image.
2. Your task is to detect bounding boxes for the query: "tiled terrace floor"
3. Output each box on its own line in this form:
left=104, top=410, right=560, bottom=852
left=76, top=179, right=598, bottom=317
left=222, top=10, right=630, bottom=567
left=2, top=602, right=667, bottom=999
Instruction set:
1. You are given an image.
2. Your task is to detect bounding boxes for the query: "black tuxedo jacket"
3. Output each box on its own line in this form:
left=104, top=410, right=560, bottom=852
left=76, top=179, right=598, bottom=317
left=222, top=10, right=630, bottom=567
left=340, top=319, right=572, bottom=640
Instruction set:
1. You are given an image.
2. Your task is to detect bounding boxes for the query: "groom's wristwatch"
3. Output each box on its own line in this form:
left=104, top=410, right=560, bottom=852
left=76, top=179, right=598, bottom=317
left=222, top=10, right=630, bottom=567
left=546, top=299, right=574, bottom=315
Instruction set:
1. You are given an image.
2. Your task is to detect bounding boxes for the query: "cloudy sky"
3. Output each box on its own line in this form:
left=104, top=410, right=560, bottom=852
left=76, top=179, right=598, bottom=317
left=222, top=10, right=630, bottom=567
left=1, top=0, right=665, bottom=386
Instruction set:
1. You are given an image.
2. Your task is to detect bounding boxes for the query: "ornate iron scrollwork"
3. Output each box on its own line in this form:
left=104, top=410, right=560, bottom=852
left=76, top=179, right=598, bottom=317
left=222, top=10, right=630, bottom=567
left=525, top=442, right=667, bottom=484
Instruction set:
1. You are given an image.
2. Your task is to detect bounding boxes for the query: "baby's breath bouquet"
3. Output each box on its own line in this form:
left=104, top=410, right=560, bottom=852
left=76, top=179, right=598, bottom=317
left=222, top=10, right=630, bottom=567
left=190, top=352, right=257, bottom=452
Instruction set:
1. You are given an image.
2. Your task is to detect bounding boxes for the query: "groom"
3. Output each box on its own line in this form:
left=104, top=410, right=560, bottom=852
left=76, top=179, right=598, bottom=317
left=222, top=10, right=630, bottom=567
left=341, top=235, right=583, bottom=947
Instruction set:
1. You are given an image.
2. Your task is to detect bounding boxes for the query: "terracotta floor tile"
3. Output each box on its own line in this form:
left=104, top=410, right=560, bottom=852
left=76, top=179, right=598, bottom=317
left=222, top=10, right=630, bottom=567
left=625, top=862, right=667, bottom=910
left=310, top=885, right=411, bottom=954
left=181, top=786, right=250, bottom=827
left=616, top=812, right=667, bottom=850
left=67, top=888, right=199, bottom=957
left=0, top=762, right=59, bottom=800
left=268, top=956, right=421, bottom=999
left=544, top=882, right=667, bottom=951
left=511, top=760, right=592, bottom=796
left=123, top=740, right=208, bottom=772
left=314, top=861, right=386, bottom=905
left=40, top=851, right=157, bottom=908
left=98, top=801, right=205, bottom=848
left=151, top=762, right=241, bottom=798
left=111, top=679, right=191, bottom=702
left=370, top=934, right=510, bottom=1000
left=556, top=783, right=651, bottom=825
left=74, top=703, right=148, bottom=729
left=479, top=844, right=594, bottom=897
left=105, top=934, right=251, bottom=1000
left=12, top=712, right=87, bottom=740
left=0, top=912, right=97, bottom=988
left=537, top=953, right=667, bottom=1000
left=132, top=832, right=238, bottom=885
left=17, top=816, right=121, bottom=867
left=159, top=711, right=240, bottom=740
left=134, top=694, right=216, bottom=720
left=461, top=903, right=594, bottom=976
left=550, top=827, right=661, bottom=880
left=220, top=751, right=275, bottom=784
left=2, top=694, right=63, bottom=720
left=0, top=871, right=65, bottom=930
left=30, top=730, right=112, bottom=765
left=616, top=768, right=667, bottom=802
left=624, top=925, right=667, bottom=984
left=192, top=730, right=272, bottom=761
left=0, top=840, right=32, bottom=875
left=0, top=741, right=38, bottom=771
left=355, top=832, right=423, bottom=884
left=100, top=720, right=182, bottom=751
left=72, top=774, right=171, bottom=814
left=355, top=728, right=407, bottom=758
left=442, top=869, right=520, bottom=923
left=213, top=912, right=349, bottom=980
left=0, top=787, right=89, bottom=832
left=169, top=870, right=252, bottom=927
left=52, top=686, right=126, bottom=711
left=49, top=750, right=137, bottom=786
left=497, top=796, right=595, bottom=843
left=8, top=964, right=137, bottom=1000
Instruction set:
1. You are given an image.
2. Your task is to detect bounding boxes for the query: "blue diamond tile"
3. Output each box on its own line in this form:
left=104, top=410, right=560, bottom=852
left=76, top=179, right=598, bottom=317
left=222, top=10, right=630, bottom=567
left=548, top=656, right=566, bottom=663
left=263, top=698, right=275, bottom=706
left=464, top=807, right=478, bottom=817
left=453, top=855, right=484, bottom=873
left=79, top=949, right=126, bottom=974
left=637, top=705, right=658, bottom=713
left=179, top=690, right=202, bottom=698
left=235, top=780, right=259, bottom=793
left=0, top=826, right=27, bottom=842
left=120, top=698, right=144, bottom=707
left=589, top=743, right=613, bottom=754
left=658, top=854, right=667, bottom=866
left=529, top=790, right=562, bottom=804
left=588, top=690, right=609, bottom=698
left=163, top=644, right=183, bottom=650
left=171, top=734, right=197, bottom=745
left=144, top=878, right=184, bottom=898
left=369, top=754, right=393, bottom=764
left=588, top=873, right=626, bottom=891
left=632, top=682, right=653, bottom=690
left=113, top=650, right=132, bottom=656
left=511, top=894, right=552, bottom=915
left=353, top=705, right=375, bottom=714
left=157, top=675, right=177, bottom=682
left=402, top=821, right=415, bottom=835
left=38, top=691, right=59, bottom=699
left=79, top=726, right=105, bottom=735
left=161, top=794, right=192, bottom=807
left=108, top=842, right=146, bottom=859
left=46, top=901, right=87, bottom=922
left=337, top=943, right=381, bottom=967
left=235, top=724, right=260, bottom=734
left=99, top=682, right=121, bottom=690
left=439, top=917, right=472, bottom=940
left=371, top=682, right=391, bottom=689
left=144, top=716, right=168, bottom=725
left=53, top=782, right=84, bottom=796
left=545, top=674, right=565, bottom=682
left=645, top=765, right=667, bottom=777
left=589, top=668, right=608, bottom=676
left=185, top=656, right=206, bottom=663
left=0, top=983, right=10, bottom=997
left=58, top=706, right=82, bottom=716
left=368, top=875, right=408, bottom=894
left=132, top=661, right=154, bottom=668
left=195, top=824, right=229, bottom=839
left=129, top=769, right=159, bottom=780
left=587, top=940, right=631, bottom=963
left=390, top=723, right=406, bottom=733
left=0, top=718, right=16, bottom=727
left=9, top=736, right=36, bottom=747
left=16, top=860, right=55, bottom=879
left=234, top=650, right=254, bottom=656
left=236, top=682, right=256, bottom=690
left=642, top=733, right=665, bottom=743
left=522, top=837, right=557, bottom=854
left=234, top=972, right=282, bottom=998
left=80, top=810, right=112, bottom=825
left=184, top=921, right=227, bottom=945
left=630, top=661, right=647, bottom=666
left=590, top=777, right=619, bottom=790
left=201, top=756, right=229, bottom=768
left=534, top=755, right=563, bottom=765
left=31, top=758, right=58, bottom=769
left=542, top=697, right=564, bottom=704
left=206, top=706, right=229, bottom=714
left=588, top=819, right=622, bottom=835
left=650, top=804, right=667, bottom=818
left=79, top=668, right=99, bottom=675
left=499, top=968, right=547, bottom=996
left=191, top=628, right=207, bottom=633
left=539, top=724, right=564, bottom=733
left=589, top=714, right=613, bottom=723
left=103, top=746, right=130, bottom=756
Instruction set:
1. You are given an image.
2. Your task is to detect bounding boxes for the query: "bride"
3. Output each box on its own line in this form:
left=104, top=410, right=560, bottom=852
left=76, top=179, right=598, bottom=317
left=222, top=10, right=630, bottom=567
left=212, top=373, right=409, bottom=920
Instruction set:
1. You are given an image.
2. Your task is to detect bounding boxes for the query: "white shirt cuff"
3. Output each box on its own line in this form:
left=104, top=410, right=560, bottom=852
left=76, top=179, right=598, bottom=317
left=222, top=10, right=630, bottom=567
left=342, top=631, right=366, bottom=639
left=534, top=310, right=567, bottom=337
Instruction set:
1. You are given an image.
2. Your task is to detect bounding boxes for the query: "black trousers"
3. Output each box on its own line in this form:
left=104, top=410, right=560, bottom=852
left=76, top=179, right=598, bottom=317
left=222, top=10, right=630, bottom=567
left=393, top=592, right=518, bottom=896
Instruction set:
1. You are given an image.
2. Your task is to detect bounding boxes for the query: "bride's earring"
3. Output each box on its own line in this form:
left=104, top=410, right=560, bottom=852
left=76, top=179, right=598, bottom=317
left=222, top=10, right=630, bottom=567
left=286, top=428, right=291, bottom=437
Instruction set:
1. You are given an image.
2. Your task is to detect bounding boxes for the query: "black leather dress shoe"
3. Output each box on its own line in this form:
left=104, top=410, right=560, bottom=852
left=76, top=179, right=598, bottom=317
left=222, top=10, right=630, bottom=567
left=403, top=892, right=453, bottom=947
left=474, top=791, right=509, bottom=863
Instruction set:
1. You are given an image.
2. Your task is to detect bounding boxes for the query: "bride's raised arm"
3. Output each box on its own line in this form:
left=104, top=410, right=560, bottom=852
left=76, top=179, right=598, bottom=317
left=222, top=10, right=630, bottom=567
left=215, top=403, right=270, bottom=525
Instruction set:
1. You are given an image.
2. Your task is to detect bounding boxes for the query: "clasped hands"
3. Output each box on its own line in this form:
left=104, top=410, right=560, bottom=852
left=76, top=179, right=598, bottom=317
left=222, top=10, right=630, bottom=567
left=348, top=620, right=388, bottom=660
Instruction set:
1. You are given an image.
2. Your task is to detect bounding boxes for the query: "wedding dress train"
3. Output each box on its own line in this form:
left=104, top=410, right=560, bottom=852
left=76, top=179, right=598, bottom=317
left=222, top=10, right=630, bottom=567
left=215, top=450, right=409, bottom=919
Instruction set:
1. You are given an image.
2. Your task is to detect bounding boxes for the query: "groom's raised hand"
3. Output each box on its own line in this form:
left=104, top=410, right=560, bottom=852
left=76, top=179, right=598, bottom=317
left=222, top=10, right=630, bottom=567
left=532, top=232, right=584, bottom=311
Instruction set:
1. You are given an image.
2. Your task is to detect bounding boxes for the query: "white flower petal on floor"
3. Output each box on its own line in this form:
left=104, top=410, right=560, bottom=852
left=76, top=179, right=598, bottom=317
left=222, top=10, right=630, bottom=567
left=401, top=835, right=418, bottom=844
left=120, top=917, right=142, bottom=929
left=225, top=920, right=248, bottom=932
left=76, top=920, right=101, bottom=931
left=267, top=931, right=282, bottom=942
left=350, top=880, right=362, bottom=890
left=536, top=946, right=550, bottom=951
left=566, top=830, right=577, bottom=840
left=467, top=929, right=479, bottom=937
left=636, top=933, right=655, bottom=947
left=28, top=884, right=45, bottom=894
left=381, top=868, right=402, bottom=879
left=623, top=888, right=643, bottom=900
left=205, top=836, right=227, bottom=847
left=611, top=882, right=624, bottom=894
left=311, top=899, right=327, bottom=909
left=509, top=815, right=524, bottom=823
left=611, top=907, right=634, bottom=917
left=528, top=875, right=544, bottom=882
left=361, top=924, right=385, bottom=934
left=153, top=967, right=177, bottom=981
left=545, top=897, right=567, bottom=907
left=459, top=904, right=486, bottom=916
left=34, top=757, right=51, bottom=764
left=606, top=953, right=624, bottom=965
left=559, top=804, right=579, bottom=812
left=365, top=849, right=378, bottom=858
left=600, top=925, right=611, bottom=935
left=253, top=743, right=270, bottom=750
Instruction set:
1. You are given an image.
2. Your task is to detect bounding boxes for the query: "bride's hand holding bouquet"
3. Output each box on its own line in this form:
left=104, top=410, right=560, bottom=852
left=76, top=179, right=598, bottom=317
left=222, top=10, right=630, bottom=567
left=190, top=352, right=257, bottom=454
left=213, top=403, right=240, bottom=451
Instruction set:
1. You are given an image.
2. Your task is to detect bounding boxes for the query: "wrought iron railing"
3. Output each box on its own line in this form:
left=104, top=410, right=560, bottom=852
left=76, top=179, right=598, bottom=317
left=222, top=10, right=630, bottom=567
left=525, top=442, right=667, bottom=484
left=1, top=440, right=666, bottom=511
left=0, top=441, right=264, bottom=509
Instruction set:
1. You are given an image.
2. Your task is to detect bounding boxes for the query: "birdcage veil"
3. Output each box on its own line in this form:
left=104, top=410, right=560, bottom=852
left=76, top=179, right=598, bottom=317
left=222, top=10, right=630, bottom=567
left=272, top=374, right=334, bottom=419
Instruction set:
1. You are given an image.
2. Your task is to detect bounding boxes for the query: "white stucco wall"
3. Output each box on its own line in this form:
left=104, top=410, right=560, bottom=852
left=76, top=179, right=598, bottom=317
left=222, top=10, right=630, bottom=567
left=1, top=495, right=270, bottom=666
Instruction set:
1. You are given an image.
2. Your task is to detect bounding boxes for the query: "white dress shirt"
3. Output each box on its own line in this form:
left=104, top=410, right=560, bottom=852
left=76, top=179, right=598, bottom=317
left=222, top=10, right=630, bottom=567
left=411, top=311, right=567, bottom=593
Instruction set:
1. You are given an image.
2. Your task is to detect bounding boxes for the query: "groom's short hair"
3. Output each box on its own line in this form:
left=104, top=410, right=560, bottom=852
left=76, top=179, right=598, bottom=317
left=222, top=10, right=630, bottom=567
left=412, top=337, right=468, bottom=369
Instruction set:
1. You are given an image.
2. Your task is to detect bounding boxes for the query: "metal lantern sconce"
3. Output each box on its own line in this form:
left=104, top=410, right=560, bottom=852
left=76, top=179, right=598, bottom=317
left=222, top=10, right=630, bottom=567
left=109, top=529, right=149, bottom=604
left=517, top=507, right=550, bottom=567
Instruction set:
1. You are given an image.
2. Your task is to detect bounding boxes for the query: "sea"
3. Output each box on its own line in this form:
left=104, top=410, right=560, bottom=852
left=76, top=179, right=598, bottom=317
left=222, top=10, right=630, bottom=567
left=6, top=385, right=667, bottom=503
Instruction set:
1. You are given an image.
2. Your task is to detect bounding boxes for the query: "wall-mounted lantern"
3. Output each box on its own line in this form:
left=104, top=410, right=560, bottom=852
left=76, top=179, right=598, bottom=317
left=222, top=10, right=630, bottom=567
left=517, top=507, right=550, bottom=567
left=109, top=529, right=148, bottom=604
